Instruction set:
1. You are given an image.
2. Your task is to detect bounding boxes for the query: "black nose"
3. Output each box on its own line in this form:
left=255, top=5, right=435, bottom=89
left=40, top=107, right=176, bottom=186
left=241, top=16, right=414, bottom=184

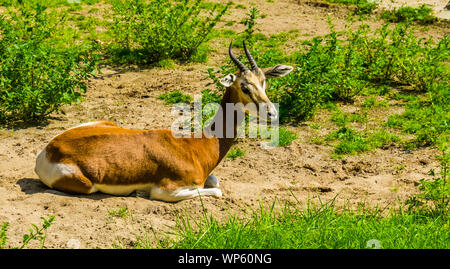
left=268, top=111, right=276, bottom=119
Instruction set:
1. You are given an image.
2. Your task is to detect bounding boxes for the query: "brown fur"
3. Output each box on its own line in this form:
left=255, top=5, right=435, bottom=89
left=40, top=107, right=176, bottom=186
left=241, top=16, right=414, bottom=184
left=44, top=86, right=244, bottom=193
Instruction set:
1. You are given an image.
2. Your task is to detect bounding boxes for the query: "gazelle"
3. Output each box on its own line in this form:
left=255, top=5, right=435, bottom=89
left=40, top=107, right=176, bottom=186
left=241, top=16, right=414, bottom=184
left=34, top=42, right=293, bottom=202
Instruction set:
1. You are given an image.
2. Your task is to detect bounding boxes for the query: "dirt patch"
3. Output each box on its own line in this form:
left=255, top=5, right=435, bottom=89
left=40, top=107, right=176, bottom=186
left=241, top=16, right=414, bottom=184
left=0, top=0, right=446, bottom=248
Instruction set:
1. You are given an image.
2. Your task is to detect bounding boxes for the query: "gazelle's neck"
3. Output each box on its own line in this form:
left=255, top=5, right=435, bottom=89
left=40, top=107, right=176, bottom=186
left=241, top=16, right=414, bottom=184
left=204, top=87, right=244, bottom=164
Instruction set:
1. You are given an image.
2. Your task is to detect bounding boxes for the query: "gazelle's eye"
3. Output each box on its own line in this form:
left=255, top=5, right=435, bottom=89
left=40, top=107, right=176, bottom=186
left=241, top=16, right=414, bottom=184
left=241, top=85, right=250, bottom=94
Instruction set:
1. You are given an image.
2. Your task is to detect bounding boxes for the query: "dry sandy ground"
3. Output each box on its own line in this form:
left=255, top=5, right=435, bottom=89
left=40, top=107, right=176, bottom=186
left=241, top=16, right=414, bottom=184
left=0, top=0, right=447, bottom=249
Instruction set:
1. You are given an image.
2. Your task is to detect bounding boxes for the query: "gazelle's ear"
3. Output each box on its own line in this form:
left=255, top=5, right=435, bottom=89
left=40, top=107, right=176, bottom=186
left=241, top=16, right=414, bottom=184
left=264, top=65, right=294, bottom=78
left=220, top=74, right=237, bottom=87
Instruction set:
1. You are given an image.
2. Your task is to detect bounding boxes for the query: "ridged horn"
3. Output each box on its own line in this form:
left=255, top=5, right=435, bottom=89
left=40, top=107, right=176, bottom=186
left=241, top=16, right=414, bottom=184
left=229, top=42, right=248, bottom=73
left=243, top=41, right=258, bottom=71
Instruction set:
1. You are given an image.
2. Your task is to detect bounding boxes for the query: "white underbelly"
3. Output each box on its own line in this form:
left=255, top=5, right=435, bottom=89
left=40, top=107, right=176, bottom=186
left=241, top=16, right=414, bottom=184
left=93, top=183, right=154, bottom=196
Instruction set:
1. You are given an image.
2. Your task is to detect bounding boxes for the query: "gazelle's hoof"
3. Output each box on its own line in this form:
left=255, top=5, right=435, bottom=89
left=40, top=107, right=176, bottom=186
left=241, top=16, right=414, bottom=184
left=204, top=175, right=220, bottom=188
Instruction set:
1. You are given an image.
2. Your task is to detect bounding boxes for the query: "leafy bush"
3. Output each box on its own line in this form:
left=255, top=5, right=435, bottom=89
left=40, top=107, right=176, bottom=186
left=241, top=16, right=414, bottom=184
left=326, top=0, right=378, bottom=15
left=239, top=7, right=260, bottom=46
left=320, top=127, right=400, bottom=155
left=0, top=3, right=100, bottom=123
left=157, top=90, right=193, bottom=105
left=268, top=21, right=448, bottom=124
left=108, top=0, right=230, bottom=64
left=381, top=4, right=437, bottom=24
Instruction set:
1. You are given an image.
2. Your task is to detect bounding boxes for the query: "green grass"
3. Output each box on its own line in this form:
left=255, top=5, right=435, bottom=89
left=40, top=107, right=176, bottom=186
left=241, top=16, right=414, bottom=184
left=146, top=149, right=449, bottom=249
left=381, top=4, right=437, bottom=24
left=385, top=90, right=449, bottom=147
left=226, top=147, right=245, bottom=160
left=154, top=59, right=176, bottom=69
left=144, top=196, right=449, bottom=249
left=157, top=91, right=193, bottom=105
left=108, top=207, right=129, bottom=219
left=325, top=0, right=378, bottom=15
left=363, top=96, right=389, bottom=109
left=330, top=110, right=367, bottom=127
left=275, top=127, right=298, bottom=147
left=318, top=127, right=400, bottom=156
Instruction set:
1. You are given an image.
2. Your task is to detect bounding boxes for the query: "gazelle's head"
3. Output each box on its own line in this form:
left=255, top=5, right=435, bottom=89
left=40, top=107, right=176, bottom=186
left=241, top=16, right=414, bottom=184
left=220, top=41, right=293, bottom=121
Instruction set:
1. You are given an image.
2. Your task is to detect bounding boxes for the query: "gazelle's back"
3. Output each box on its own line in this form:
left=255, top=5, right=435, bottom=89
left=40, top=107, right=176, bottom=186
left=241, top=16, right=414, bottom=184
left=35, top=122, right=216, bottom=195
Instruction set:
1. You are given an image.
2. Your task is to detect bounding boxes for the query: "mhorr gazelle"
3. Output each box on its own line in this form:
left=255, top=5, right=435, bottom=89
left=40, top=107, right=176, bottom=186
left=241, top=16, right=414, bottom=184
left=34, top=42, right=293, bottom=202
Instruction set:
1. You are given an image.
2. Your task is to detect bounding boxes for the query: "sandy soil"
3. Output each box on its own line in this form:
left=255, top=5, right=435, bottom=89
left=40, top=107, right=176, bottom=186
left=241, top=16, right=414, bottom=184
left=0, top=0, right=447, bottom=249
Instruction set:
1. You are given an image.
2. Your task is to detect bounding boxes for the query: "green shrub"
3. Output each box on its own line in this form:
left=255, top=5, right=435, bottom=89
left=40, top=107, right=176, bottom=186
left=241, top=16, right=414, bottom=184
left=323, top=127, right=400, bottom=155
left=326, top=0, right=378, bottom=15
left=239, top=7, right=260, bottom=46
left=157, top=90, right=193, bottom=105
left=331, top=110, right=367, bottom=127
left=276, top=127, right=298, bottom=147
left=269, top=21, right=448, bottom=124
left=226, top=147, right=245, bottom=160
left=406, top=147, right=449, bottom=217
left=0, top=3, right=100, bottom=123
left=107, top=0, right=230, bottom=64
left=386, top=84, right=449, bottom=147
left=325, top=127, right=369, bottom=154
left=381, top=4, right=437, bottom=24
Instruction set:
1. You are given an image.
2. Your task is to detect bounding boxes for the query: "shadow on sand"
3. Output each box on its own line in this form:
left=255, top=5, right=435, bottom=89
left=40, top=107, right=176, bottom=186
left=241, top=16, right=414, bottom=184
left=16, top=178, right=127, bottom=201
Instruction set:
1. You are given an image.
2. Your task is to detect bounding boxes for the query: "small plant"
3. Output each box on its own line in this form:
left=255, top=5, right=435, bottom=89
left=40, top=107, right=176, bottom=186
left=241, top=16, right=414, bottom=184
left=240, top=7, right=260, bottom=46
left=226, top=147, right=245, bottom=160
left=331, top=110, right=367, bottom=127
left=405, top=147, right=449, bottom=216
left=385, top=85, right=449, bottom=147
left=157, top=91, right=193, bottom=105
left=325, top=0, right=378, bottom=15
left=381, top=4, right=437, bottom=24
left=108, top=207, right=130, bottom=219
left=275, top=127, right=298, bottom=147
left=326, top=127, right=369, bottom=155
left=0, top=222, right=8, bottom=249
left=0, top=216, right=55, bottom=249
left=323, top=127, right=400, bottom=155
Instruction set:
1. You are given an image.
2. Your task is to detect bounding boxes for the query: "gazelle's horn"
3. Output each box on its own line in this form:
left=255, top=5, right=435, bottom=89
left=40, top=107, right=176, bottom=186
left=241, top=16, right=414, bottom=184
left=229, top=42, right=248, bottom=72
left=243, top=41, right=258, bottom=71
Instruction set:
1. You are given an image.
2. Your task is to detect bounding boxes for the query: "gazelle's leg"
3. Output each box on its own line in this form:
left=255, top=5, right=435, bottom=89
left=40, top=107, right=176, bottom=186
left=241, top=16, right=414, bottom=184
left=150, top=185, right=222, bottom=202
left=35, top=148, right=97, bottom=194
left=51, top=172, right=97, bottom=195
left=204, top=175, right=220, bottom=188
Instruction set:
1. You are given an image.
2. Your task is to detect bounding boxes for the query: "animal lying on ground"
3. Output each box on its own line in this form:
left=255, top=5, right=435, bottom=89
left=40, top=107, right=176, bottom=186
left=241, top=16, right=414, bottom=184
left=34, top=41, right=293, bottom=202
